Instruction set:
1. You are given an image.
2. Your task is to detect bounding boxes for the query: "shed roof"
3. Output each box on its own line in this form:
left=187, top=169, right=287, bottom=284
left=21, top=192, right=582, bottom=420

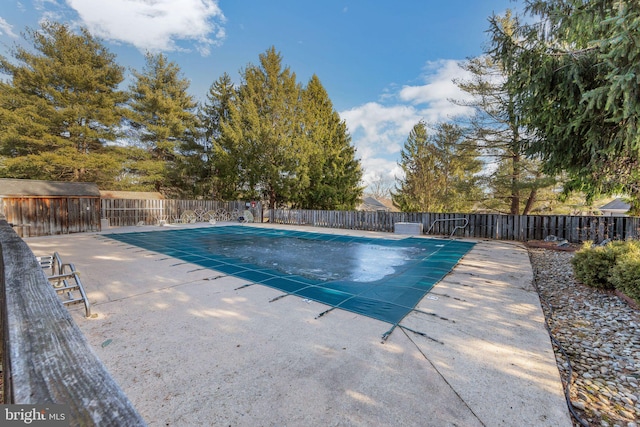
left=0, top=178, right=100, bottom=197
left=599, top=198, right=630, bottom=211
left=358, top=196, right=391, bottom=211
left=100, top=191, right=164, bottom=200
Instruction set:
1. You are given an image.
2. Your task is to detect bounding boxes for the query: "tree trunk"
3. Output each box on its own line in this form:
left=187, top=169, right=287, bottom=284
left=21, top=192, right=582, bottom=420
left=522, top=189, right=537, bottom=215
left=268, top=187, right=277, bottom=210
left=510, top=152, right=520, bottom=215
left=510, top=193, right=520, bottom=215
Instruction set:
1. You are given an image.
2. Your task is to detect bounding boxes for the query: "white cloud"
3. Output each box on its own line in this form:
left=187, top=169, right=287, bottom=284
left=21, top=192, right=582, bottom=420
left=0, top=16, right=18, bottom=38
left=398, top=59, right=475, bottom=117
left=341, top=102, right=417, bottom=188
left=340, top=59, right=475, bottom=188
left=65, top=0, right=226, bottom=55
left=34, top=0, right=61, bottom=11
left=341, top=102, right=420, bottom=153
left=360, top=157, right=403, bottom=190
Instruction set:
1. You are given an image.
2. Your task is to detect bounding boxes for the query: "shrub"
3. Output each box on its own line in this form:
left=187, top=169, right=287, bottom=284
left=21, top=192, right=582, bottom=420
left=571, top=240, right=639, bottom=290
left=610, top=245, right=640, bottom=306
left=571, top=241, right=618, bottom=290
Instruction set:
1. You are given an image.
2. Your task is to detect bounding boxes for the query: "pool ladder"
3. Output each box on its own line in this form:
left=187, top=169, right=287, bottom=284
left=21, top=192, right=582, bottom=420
left=426, top=218, right=469, bottom=238
left=37, top=252, right=92, bottom=318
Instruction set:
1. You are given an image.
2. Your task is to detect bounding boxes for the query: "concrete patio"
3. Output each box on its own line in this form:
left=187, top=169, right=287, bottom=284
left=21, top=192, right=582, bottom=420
left=26, top=223, right=572, bottom=426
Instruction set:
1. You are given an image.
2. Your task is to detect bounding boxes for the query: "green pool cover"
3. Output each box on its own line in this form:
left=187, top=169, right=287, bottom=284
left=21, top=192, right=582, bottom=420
left=105, top=226, right=475, bottom=327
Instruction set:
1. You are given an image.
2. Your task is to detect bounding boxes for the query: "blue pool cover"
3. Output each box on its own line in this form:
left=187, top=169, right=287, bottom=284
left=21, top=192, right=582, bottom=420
left=105, top=226, right=475, bottom=326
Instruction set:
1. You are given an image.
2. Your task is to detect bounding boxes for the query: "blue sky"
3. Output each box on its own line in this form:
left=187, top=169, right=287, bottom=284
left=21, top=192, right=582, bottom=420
left=0, top=0, right=518, bottom=190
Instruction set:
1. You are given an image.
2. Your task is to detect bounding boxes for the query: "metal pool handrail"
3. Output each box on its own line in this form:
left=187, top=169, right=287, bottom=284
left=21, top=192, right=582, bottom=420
left=426, top=218, right=469, bottom=238
left=38, top=252, right=92, bottom=318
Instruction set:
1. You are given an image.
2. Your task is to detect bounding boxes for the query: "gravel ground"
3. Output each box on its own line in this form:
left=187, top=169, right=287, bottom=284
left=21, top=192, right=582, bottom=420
left=528, top=247, right=639, bottom=427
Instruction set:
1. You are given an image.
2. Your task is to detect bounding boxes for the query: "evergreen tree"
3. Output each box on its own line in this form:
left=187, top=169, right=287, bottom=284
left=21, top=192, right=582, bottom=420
left=392, top=121, right=481, bottom=212
left=298, top=74, right=362, bottom=210
left=221, top=47, right=310, bottom=209
left=494, top=0, right=640, bottom=211
left=198, top=72, right=240, bottom=199
left=481, top=157, right=553, bottom=214
left=432, top=123, right=483, bottom=212
left=393, top=121, right=436, bottom=212
left=0, top=22, right=127, bottom=185
left=127, top=52, right=200, bottom=197
left=456, top=11, right=556, bottom=215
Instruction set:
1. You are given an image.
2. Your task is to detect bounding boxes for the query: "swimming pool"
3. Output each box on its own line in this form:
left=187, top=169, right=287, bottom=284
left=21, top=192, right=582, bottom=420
left=105, top=226, right=475, bottom=326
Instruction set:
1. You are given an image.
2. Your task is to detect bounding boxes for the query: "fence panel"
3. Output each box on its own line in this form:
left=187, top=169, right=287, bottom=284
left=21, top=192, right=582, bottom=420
left=267, top=209, right=640, bottom=243
left=100, top=199, right=262, bottom=227
left=4, top=197, right=639, bottom=242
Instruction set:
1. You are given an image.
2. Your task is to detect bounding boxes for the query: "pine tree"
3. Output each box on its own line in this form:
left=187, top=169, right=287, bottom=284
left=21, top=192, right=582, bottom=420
left=298, top=74, right=362, bottom=210
left=431, top=123, right=483, bottom=212
left=393, top=121, right=439, bottom=212
left=198, top=72, right=241, bottom=199
left=221, top=47, right=310, bottom=208
left=494, top=1, right=640, bottom=211
left=456, top=11, right=556, bottom=215
left=392, top=121, right=481, bottom=212
left=0, top=22, right=127, bottom=185
left=127, top=52, right=200, bottom=196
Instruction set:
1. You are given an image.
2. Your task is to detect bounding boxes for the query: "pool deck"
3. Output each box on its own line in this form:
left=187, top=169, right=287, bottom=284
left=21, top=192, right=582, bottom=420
left=26, top=222, right=573, bottom=426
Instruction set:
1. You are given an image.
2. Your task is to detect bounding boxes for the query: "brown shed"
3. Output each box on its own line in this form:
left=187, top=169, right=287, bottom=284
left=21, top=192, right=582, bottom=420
left=0, top=178, right=101, bottom=237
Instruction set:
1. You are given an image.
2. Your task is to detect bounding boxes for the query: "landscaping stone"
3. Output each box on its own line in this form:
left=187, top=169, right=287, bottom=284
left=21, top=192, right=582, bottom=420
left=529, top=248, right=640, bottom=427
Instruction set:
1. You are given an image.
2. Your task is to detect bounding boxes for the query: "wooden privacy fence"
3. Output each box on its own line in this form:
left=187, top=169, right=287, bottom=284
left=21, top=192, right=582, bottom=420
left=0, top=198, right=263, bottom=237
left=269, top=209, right=640, bottom=243
left=101, top=199, right=263, bottom=228
left=0, top=220, right=146, bottom=424
left=4, top=194, right=639, bottom=242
